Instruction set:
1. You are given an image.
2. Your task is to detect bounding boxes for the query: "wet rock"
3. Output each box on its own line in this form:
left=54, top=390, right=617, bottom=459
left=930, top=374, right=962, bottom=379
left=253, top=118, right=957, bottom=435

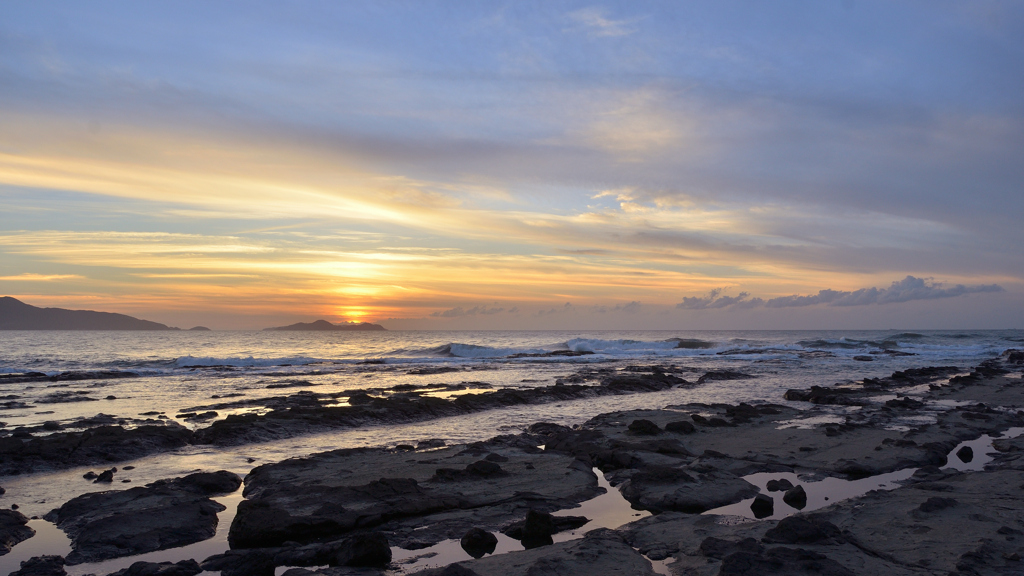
left=229, top=443, right=600, bottom=550
left=501, top=510, right=589, bottom=550
left=627, top=419, right=661, bottom=435
left=0, top=423, right=193, bottom=475
left=418, top=529, right=653, bottom=576
left=697, top=370, right=755, bottom=384
left=782, top=485, right=807, bottom=510
left=719, top=547, right=855, bottom=576
left=202, top=532, right=391, bottom=574
left=762, top=516, right=844, bottom=545
left=765, top=478, right=793, bottom=492
left=885, top=396, right=925, bottom=410
left=0, top=485, right=4, bottom=495
left=8, top=555, right=68, bottom=576
left=620, top=465, right=758, bottom=514
left=82, top=472, right=97, bottom=480
left=460, top=527, right=498, bottom=558
left=853, top=355, right=874, bottom=361
left=1, top=508, right=35, bottom=554
left=698, top=536, right=765, bottom=559
left=750, top=494, right=774, bottom=518
left=46, top=470, right=240, bottom=564
left=664, top=420, right=695, bottom=434
left=200, top=549, right=275, bottom=576
left=94, top=468, right=115, bottom=483
left=916, top=496, right=958, bottom=513
left=107, top=559, right=202, bottom=576
left=956, top=445, right=974, bottom=463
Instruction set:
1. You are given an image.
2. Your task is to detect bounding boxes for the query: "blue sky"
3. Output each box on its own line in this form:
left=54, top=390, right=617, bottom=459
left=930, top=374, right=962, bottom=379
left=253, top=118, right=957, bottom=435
left=1, top=1, right=1021, bottom=328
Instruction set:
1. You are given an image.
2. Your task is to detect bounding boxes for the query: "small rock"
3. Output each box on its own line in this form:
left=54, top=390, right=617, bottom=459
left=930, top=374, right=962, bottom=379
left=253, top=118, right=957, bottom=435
left=627, top=419, right=662, bottom=435
left=825, top=427, right=840, bottom=437
left=0, top=508, right=35, bottom=554
left=956, top=446, right=974, bottom=463
left=783, top=485, right=807, bottom=509
left=93, top=469, right=115, bottom=483
left=0, top=485, right=5, bottom=496
left=853, top=355, right=874, bottom=361
left=766, top=478, right=794, bottom=492
left=108, top=559, right=202, bottom=576
left=750, top=494, right=774, bottom=518
left=9, top=555, right=67, bottom=576
left=484, top=453, right=509, bottom=462
left=665, top=420, right=695, bottom=434
left=123, top=465, right=135, bottom=470
left=42, top=421, right=61, bottom=431
left=82, top=471, right=97, bottom=480
left=460, top=527, right=498, bottom=558
left=105, top=395, right=117, bottom=400
left=917, top=497, right=958, bottom=513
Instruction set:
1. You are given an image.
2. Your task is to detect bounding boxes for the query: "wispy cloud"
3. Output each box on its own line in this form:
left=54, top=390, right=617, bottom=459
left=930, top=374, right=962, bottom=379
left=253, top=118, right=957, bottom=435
left=676, top=289, right=754, bottom=310
left=568, top=7, right=640, bottom=37
left=0, top=273, right=82, bottom=281
left=431, top=304, right=510, bottom=318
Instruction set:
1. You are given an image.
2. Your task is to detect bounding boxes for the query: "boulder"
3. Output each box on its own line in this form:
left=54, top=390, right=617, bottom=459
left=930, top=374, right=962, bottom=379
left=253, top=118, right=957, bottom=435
left=782, top=485, right=807, bottom=510
left=765, top=478, right=793, bottom=492
left=627, top=419, right=661, bottom=435
left=956, top=446, right=974, bottom=463
left=460, top=528, right=498, bottom=558
left=750, top=494, right=774, bottom=519
left=8, top=555, right=68, bottom=576
left=1, top=508, right=35, bottom=554
left=664, top=420, right=695, bottom=434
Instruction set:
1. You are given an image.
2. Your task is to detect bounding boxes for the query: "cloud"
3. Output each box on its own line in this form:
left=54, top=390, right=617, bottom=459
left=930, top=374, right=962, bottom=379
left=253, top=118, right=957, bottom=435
left=676, top=289, right=752, bottom=309
left=0, top=273, right=82, bottom=281
left=677, top=277, right=1004, bottom=311
left=567, top=7, right=639, bottom=37
left=615, top=300, right=642, bottom=314
left=764, top=276, right=1004, bottom=308
left=431, top=304, right=508, bottom=318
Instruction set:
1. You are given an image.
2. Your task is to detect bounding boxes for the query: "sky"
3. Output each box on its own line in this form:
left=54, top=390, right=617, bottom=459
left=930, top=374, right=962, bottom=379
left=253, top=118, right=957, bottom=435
left=1, top=1, right=1022, bottom=330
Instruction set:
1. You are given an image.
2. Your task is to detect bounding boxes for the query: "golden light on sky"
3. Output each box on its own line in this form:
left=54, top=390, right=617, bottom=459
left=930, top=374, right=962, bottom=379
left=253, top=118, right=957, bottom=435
left=1, top=3, right=1021, bottom=329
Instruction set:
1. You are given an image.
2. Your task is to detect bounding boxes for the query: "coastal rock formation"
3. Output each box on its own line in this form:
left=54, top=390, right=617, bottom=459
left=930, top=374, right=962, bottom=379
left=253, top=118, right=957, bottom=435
left=0, top=297, right=173, bottom=330
left=0, top=423, right=193, bottom=476
left=45, top=471, right=241, bottom=564
left=0, top=508, right=35, bottom=555
left=7, top=555, right=68, bottom=576
left=228, top=438, right=602, bottom=551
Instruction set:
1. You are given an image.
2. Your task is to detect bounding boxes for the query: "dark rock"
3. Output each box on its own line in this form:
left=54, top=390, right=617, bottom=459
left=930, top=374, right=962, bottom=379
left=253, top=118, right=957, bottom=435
left=330, top=531, right=392, bottom=567
left=782, top=485, right=807, bottom=509
left=627, top=419, right=661, bottom=435
left=698, top=536, right=764, bottom=559
left=1, top=508, right=35, bottom=554
left=765, top=478, right=794, bottom=492
left=853, top=355, right=874, bottom=361
left=956, top=445, right=974, bottom=463
left=484, top=453, right=509, bottom=462
left=917, top=496, right=958, bottom=513
left=750, top=494, right=774, bottom=518
left=885, top=396, right=925, bottom=410
left=0, top=424, right=193, bottom=476
left=763, top=515, right=843, bottom=544
left=664, top=420, right=695, bottom=434
left=8, top=555, right=67, bottom=576
left=107, top=559, right=202, bottom=576
left=719, top=547, right=855, bottom=576
left=47, top=470, right=239, bottom=564
left=0, top=485, right=4, bottom=495
left=460, top=527, right=498, bottom=558
left=201, top=549, right=275, bottom=576
left=520, top=509, right=555, bottom=548
left=93, top=469, right=115, bottom=483
left=697, top=370, right=754, bottom=384
left=691, top=414, right=708, bottom=424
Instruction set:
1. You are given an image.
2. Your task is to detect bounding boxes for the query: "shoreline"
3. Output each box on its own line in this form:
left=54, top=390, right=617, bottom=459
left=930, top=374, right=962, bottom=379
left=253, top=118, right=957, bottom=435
left=0, top=349, right=1021, bottom=575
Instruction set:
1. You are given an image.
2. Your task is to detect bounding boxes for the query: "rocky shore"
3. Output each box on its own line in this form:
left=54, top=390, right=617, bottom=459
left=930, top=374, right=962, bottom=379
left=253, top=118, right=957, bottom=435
left=2, top=350, right=1023, bottom=575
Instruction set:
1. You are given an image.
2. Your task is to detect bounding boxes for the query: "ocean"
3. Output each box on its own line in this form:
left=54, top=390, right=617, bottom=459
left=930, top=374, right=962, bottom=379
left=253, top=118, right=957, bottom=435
left=1, top=329, right=1022, bottom=574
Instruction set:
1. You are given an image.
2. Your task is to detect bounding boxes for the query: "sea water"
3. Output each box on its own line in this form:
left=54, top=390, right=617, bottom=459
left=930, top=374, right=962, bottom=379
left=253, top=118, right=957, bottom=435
left=0, top=329, right=1021, bottom=573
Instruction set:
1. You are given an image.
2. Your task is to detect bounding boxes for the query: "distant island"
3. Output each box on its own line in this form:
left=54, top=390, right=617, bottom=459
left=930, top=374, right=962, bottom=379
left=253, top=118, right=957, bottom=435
left=188, top=326, right=212, bottom=331
left=264, top=319, right=386, bottom=331
left=0, top=296, right=175, bottom=330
